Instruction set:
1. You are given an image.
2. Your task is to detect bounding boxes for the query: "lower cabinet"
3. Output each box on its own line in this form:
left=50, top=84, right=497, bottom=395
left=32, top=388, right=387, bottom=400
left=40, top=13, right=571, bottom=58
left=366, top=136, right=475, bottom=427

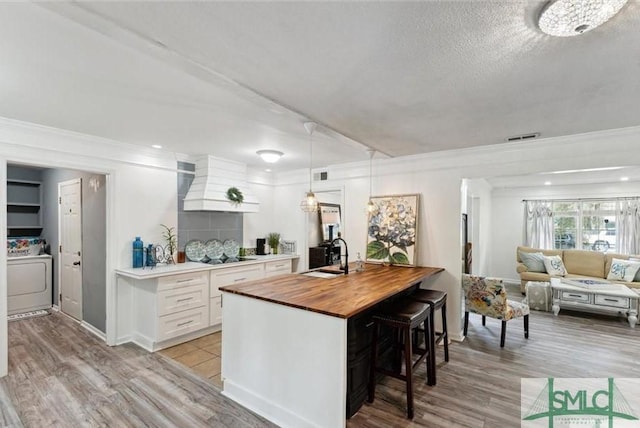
left=123, top=258, right=296, bottom=351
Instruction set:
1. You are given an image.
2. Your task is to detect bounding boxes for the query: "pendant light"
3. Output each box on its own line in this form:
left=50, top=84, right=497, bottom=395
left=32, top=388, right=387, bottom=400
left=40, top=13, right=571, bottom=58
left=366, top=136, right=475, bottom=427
left=300, top=122, right=318, bottom=212
left=366, top=149, right=376, bottom=213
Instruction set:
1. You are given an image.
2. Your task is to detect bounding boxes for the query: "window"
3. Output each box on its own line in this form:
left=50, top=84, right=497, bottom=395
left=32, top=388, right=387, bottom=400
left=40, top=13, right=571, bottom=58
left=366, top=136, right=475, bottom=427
left=552, top=200, right=617, bottom=251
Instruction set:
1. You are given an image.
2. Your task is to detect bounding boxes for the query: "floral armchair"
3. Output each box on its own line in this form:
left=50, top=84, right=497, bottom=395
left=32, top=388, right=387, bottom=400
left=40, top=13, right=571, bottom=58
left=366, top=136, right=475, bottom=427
left=461, top=274, right=530, bottom=347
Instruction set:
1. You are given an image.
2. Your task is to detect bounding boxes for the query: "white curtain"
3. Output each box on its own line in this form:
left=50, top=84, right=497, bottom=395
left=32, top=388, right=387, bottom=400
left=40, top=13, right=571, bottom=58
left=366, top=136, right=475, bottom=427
left=616, top=199, right=640, bottom=255
left=523, top=200, right=554, bottom=249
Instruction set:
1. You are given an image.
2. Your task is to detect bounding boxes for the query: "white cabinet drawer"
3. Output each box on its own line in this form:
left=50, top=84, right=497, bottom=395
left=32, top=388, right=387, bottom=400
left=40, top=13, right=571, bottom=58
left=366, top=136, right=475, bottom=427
left=210, top=296, right=222, bottom=327
left=595, top=294, right=630, bottom=308
left=157, top=306, right=209, bottom=341
left=157, top=271, right=208, bottom=291
left=264, top=259, right=292, bottom=278
left=561, top=291, right=590, bottom=303
left=158, top=283, right=208, bottom=316
left=210, top=264, right=264, bottom=294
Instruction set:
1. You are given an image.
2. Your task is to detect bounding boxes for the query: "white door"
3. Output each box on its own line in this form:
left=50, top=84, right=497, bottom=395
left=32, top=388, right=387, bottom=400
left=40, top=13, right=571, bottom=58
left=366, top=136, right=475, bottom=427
left=59, top=178, right=82, bottom=320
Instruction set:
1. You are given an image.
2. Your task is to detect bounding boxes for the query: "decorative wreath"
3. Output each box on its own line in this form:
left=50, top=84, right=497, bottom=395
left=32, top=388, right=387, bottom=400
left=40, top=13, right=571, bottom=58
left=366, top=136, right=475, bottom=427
left=226, top=187, right=244, bottom=204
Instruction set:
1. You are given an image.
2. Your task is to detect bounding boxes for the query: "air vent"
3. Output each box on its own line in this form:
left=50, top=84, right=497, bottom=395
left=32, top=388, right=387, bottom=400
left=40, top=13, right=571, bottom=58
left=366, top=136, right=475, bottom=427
left=313, top=171, right=328, bottom=181
left=506, top=133, right=540, bottom=142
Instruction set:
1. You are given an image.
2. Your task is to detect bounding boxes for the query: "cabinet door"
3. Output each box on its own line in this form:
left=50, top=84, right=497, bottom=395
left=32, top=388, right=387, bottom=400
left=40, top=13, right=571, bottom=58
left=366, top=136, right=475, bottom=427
left=210, top=296, right=223, bottom=326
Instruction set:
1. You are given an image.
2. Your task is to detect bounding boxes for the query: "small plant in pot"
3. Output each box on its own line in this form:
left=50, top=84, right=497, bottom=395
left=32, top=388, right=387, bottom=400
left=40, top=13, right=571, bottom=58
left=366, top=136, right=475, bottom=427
left=267, top=233, right=280, bottom=255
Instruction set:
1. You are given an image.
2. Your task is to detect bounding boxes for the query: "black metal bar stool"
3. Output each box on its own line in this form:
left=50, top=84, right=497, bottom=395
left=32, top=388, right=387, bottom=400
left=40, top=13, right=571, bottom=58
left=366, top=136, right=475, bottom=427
left=367, top=298, right=431, bottom=419
left=409, top=288, right=449, bottom=386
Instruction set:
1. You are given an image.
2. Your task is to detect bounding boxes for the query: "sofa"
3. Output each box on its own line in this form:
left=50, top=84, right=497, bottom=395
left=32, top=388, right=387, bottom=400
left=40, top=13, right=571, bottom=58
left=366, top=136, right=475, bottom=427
left=516, top=246, right=640, bottom=292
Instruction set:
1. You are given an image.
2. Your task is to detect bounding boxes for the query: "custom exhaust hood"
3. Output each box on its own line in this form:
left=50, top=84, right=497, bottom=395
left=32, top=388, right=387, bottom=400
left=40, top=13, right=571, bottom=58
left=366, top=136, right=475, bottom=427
left=183, top=155, right=259, bottom=213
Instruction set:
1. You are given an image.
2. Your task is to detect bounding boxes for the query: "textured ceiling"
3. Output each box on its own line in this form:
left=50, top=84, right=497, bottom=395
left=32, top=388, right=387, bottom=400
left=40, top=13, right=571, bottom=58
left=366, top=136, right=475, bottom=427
left=1, top=2, right=639, bottom=172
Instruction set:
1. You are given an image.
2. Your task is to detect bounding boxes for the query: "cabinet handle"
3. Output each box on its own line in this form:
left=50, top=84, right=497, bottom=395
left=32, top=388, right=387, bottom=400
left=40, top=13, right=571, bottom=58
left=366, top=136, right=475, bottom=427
left=604, top=298, right=619, bottom=302
left=177, top=297, right=193, bottom=303
left=365, top=321, right=374, bottom=328
left=568, top=294, right=583, bottom=297
left=176, top=279, right=194, bottom=283
left=234, top=277, right=247, bottom=282
left=177, top=320, right=193, bottom=327
left=274, top=264, right=284, bottom=268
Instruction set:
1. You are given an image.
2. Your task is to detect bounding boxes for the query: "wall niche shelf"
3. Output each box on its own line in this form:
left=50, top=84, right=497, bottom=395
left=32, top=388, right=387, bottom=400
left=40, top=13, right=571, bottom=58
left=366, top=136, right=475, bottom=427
left=7, top=179, right=43, bottom=238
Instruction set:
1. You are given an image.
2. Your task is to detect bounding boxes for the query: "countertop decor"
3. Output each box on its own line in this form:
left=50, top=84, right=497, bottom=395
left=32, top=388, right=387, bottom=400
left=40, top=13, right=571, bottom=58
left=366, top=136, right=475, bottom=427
left=160, top=224, right=177, bottom=264
left=267, top=232, right=280, bottom=254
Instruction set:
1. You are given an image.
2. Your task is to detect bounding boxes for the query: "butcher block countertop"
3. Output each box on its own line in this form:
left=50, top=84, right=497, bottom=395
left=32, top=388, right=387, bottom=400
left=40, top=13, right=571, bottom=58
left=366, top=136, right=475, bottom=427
left=219, top=263, right=444, bottom=319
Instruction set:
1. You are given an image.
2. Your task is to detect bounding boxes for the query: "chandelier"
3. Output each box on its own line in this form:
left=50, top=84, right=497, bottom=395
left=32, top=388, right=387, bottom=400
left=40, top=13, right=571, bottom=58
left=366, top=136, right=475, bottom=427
left=538, top=0, right=628, bottom=37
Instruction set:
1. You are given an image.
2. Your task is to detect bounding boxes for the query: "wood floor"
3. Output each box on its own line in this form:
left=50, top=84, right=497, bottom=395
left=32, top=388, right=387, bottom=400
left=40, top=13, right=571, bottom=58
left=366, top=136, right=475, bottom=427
left=0, top=313, right=274, bottom=428
left=2, top=309, right=640, bottom=427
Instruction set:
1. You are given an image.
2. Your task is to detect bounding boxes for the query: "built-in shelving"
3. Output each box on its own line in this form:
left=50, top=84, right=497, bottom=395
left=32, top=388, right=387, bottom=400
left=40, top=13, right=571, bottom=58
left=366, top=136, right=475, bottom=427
left=7, top=179, right=42, bottom=237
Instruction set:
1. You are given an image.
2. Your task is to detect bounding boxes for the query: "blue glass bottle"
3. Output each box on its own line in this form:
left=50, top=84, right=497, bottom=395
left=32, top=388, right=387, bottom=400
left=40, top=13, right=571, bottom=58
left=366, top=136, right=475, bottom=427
left=133, top=237, right=144, bottom=268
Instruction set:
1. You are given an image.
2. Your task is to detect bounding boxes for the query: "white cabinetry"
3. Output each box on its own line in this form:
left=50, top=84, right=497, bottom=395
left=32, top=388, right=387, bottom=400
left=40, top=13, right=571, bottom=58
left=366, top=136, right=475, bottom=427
left=265, top=259, right=293, bottom=278
left=133, top=271, right=211, bottom=351
left=209, top=263, right=265, bottom=327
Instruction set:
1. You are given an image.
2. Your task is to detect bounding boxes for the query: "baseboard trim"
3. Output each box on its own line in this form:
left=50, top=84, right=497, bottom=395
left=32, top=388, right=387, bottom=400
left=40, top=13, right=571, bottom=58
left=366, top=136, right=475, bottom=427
left=81, top=321, right=107, bottom=342
left=222, top=380, right=317, bottom=428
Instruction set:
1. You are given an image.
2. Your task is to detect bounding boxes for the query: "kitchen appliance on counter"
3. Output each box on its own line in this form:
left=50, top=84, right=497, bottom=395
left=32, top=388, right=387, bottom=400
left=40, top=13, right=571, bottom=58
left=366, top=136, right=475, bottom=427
left=256, top=238, right=266, bottom=255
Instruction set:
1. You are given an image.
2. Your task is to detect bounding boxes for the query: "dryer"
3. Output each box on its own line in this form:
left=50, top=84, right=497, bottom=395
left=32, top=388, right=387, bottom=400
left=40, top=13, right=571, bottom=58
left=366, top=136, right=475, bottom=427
left=8, top=255, right=52, bottom=315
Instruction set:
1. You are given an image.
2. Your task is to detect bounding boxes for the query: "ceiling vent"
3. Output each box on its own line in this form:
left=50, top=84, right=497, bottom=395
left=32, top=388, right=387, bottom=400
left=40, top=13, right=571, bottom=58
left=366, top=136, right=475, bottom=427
left=506, top=133, right=540, bottom=142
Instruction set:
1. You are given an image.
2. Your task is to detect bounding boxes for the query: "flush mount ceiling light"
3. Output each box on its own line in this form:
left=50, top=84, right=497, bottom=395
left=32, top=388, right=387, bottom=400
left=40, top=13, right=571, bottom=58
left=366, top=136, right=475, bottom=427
left=300, top=122, right=318, bottom=213
left=256, top=149, right=284, bottom=163
left=538, top=0, right=628, bottom=37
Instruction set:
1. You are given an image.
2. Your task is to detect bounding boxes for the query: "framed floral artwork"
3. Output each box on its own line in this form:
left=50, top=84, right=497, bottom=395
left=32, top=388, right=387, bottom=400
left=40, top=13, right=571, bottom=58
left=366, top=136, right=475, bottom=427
left=366, top=194, right=419, bottom=266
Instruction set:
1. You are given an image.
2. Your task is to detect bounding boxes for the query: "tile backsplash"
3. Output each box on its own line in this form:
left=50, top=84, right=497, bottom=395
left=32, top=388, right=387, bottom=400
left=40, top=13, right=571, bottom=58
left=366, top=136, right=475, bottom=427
left=177, top=162, right=243, bottom=249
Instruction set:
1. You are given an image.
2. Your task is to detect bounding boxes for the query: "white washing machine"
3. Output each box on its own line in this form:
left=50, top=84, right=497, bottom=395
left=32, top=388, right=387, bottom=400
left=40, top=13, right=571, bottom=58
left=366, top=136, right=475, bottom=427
left=8, top=255, right=52, bottom=315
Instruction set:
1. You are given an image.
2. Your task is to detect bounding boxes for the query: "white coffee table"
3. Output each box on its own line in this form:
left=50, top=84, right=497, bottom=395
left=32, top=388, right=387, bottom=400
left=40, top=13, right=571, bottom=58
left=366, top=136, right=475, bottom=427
left=550, top=278, right=639, bottom=328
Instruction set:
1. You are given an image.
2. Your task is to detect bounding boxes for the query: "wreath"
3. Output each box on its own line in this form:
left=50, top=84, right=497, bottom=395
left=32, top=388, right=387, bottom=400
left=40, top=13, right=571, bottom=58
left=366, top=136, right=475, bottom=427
left=226, top=187, right=244, bottom=204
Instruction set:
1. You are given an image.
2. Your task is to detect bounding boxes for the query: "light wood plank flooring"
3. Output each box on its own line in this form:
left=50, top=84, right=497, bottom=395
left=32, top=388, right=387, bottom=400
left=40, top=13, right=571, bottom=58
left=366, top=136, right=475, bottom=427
left=0, top=313, right=274, bottom=428
left=3, top=308, right=640, bottom=427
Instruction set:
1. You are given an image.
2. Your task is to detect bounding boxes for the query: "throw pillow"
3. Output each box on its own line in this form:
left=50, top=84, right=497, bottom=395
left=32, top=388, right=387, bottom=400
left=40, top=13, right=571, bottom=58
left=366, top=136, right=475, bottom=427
left=519, top=251, right=547, bottom=273
left=607, top=258, right=640, bottom=282
left=543, top=255, right=567, bottom=276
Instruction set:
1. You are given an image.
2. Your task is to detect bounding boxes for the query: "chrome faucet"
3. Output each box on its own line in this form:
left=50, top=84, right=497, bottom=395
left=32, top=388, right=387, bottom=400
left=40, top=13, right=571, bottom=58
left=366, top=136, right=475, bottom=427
left=330, top=232, right=349, bottom=275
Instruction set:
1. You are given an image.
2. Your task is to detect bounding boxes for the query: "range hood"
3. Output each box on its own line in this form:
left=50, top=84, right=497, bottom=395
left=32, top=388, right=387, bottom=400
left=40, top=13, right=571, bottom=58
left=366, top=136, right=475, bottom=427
left=183, top=155, right=259, bottom=213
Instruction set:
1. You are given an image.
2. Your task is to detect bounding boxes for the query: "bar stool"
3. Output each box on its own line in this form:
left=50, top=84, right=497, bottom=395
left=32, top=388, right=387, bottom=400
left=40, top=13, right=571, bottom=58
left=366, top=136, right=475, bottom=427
left=367, top=298, right=432, bottom=419
left=409, top=289, right=449, bottom=386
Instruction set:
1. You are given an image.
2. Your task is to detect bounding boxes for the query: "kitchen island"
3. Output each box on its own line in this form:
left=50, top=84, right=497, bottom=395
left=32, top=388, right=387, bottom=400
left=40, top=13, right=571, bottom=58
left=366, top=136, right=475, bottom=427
left=219, top=263, right=443, bottom=428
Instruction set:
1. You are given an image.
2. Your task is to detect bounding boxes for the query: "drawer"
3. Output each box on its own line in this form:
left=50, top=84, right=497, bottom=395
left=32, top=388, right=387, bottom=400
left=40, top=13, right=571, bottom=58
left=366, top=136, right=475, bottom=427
left=264, top=259, right=292, bottom=278
left=158, top=283, right=208, bottom=316
left=210, top=264, right=264, bottom=294
left=157, top=306, right=208, bottom=341
left=157, top=271, right=208, bottom=292
left=561, top=291, right=590, bottom=303
left=210, top=296, right=222, bottom=327
left=595, top=294, right=630, bottom=308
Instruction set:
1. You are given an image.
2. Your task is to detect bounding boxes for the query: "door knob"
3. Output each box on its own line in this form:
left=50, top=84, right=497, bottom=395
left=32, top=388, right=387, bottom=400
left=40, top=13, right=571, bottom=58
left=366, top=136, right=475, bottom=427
left=73, top=261, right=81, bottom=266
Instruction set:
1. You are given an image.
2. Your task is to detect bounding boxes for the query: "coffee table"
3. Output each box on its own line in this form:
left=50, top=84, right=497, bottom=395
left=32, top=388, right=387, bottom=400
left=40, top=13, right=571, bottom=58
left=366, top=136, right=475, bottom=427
left=550, top=278, right=639, bottom=328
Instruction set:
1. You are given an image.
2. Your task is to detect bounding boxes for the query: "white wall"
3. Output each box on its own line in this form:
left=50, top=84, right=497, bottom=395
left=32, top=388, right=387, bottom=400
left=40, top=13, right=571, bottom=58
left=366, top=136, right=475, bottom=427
left=0, top=118, right=178, bottom=377
left=491, top=181, right=640, bottom=282
left=466, top=178, right=493, bottom=276
left=270, top=125, right=640, bottom=341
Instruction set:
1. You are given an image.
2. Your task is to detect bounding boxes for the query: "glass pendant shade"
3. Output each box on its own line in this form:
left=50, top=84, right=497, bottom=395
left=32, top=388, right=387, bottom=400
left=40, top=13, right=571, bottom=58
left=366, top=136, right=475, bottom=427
left=538, top=0, right=628, bottom=37
left=301, top=191, right=318, bottom=212
left=301, top=122, right=318, bottom=212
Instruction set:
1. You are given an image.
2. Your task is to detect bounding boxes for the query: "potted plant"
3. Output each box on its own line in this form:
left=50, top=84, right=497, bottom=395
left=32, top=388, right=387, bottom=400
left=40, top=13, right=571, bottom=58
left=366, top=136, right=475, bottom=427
left=161, top=224, right=177, bottom=263
left=267, top=232, right=280, bottom=255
